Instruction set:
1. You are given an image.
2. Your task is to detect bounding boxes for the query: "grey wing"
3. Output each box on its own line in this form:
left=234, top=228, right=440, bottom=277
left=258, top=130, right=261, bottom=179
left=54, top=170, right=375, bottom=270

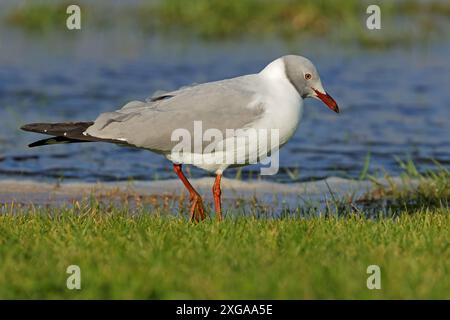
left=84, top=75, right=266, bottom=153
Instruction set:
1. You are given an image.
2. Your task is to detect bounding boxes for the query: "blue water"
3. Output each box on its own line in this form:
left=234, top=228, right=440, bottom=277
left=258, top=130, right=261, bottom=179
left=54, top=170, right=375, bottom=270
left=0, top=27, right=449, bottom=183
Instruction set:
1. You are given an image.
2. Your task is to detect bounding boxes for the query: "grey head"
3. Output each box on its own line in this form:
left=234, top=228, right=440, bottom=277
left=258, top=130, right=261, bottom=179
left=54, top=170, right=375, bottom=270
left=282, top=55, right=339, bottom=113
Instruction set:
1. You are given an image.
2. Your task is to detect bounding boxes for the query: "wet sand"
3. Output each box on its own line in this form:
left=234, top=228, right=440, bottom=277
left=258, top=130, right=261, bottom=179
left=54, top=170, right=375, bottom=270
left=0, top=176, right=413, bottom=208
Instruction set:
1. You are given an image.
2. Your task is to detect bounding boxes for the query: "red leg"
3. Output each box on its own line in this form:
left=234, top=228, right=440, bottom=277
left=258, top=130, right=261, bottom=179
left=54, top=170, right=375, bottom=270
left=212, top=173, right=223, bottom=221
left=173, top=164, right=206, bottom=222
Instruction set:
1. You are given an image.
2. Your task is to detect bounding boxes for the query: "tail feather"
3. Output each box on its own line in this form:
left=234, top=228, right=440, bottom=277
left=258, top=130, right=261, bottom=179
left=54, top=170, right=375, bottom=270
left=21, top=121, right=128, bottom=148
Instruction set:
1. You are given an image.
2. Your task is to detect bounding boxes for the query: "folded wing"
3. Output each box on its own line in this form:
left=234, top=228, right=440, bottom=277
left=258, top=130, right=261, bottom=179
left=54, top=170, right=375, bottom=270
left=85, top=75, right=266, bottom=153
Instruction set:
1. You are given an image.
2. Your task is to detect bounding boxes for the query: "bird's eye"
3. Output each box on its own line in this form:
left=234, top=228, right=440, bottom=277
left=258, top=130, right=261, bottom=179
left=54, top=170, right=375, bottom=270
left=304, top=73, right=312, bottom=80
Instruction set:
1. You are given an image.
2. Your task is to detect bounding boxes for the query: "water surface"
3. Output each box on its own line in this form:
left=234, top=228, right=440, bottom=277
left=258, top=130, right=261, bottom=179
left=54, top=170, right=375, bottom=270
left=0, top=27, right=449, bottom=183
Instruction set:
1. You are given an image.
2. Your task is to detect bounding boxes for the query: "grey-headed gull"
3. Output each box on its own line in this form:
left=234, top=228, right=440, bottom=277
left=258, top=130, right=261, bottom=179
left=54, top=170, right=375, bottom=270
left=21, top=55, right=339, bottom=222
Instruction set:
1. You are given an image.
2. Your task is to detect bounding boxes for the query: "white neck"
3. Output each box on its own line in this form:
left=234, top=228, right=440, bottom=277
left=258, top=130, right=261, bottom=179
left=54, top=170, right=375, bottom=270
left=254, top=58, right=304, bottom=148
left=258, top=58, right=301, bottom=102
left=259, top=58, right=287, bottom=80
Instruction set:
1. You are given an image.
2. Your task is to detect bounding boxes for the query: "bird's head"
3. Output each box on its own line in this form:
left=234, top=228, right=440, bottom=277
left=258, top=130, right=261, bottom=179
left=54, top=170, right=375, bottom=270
left=283, top=55, right=339, bottom=113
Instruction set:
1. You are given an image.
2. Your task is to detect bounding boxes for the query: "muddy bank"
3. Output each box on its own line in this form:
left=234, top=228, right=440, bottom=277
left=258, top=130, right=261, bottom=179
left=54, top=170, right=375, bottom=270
left=0, top=177, right=413, bottom=209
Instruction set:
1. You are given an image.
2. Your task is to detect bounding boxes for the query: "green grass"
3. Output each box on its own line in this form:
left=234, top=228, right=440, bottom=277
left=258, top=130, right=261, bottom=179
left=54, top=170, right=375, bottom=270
left=4, top=0, right=450, bottom=47
left=0, top=165, right=448, bottom=299
left=5, top=2, right=71, bottom=32
left=0, top=202, right=448, bottom=299
left=364, top=160, right=450, bottom=211
left=145, top=0, right=351, bottom=38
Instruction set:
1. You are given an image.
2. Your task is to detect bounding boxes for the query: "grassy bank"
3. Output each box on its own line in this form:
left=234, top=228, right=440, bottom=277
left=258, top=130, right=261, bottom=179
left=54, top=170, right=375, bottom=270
left=0, top=166, right=448, bottom=299
left=0, top=204, right=448, bottom=299
left=4, top=0, right=450, bottom=47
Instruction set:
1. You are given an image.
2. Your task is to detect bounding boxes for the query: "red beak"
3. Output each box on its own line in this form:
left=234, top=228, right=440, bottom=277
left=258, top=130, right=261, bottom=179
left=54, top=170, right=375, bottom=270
left=313, top=89, right=339, bottom=113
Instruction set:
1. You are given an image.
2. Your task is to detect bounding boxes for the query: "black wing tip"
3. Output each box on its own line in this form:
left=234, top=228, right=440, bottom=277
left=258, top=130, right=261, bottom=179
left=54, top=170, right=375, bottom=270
left=21, top=123, right=37, bottom=132
left=28, top=141, right=43, bottom=148
left=28, top=136, right=88, bottom=148
left=27, top=137, right=59, bottom=148
left=20, top=121, right=94, bottom=134
left=21, top=122, right=52, bottom=133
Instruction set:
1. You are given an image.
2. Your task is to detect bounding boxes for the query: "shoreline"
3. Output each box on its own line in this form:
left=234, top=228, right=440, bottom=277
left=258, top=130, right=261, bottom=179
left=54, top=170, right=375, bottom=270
left=0, top=176, right=413, bottom=208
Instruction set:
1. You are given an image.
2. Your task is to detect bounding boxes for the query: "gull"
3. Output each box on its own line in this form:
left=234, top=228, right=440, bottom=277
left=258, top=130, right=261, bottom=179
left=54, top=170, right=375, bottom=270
left=21, top=55, right=339, bottom=222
